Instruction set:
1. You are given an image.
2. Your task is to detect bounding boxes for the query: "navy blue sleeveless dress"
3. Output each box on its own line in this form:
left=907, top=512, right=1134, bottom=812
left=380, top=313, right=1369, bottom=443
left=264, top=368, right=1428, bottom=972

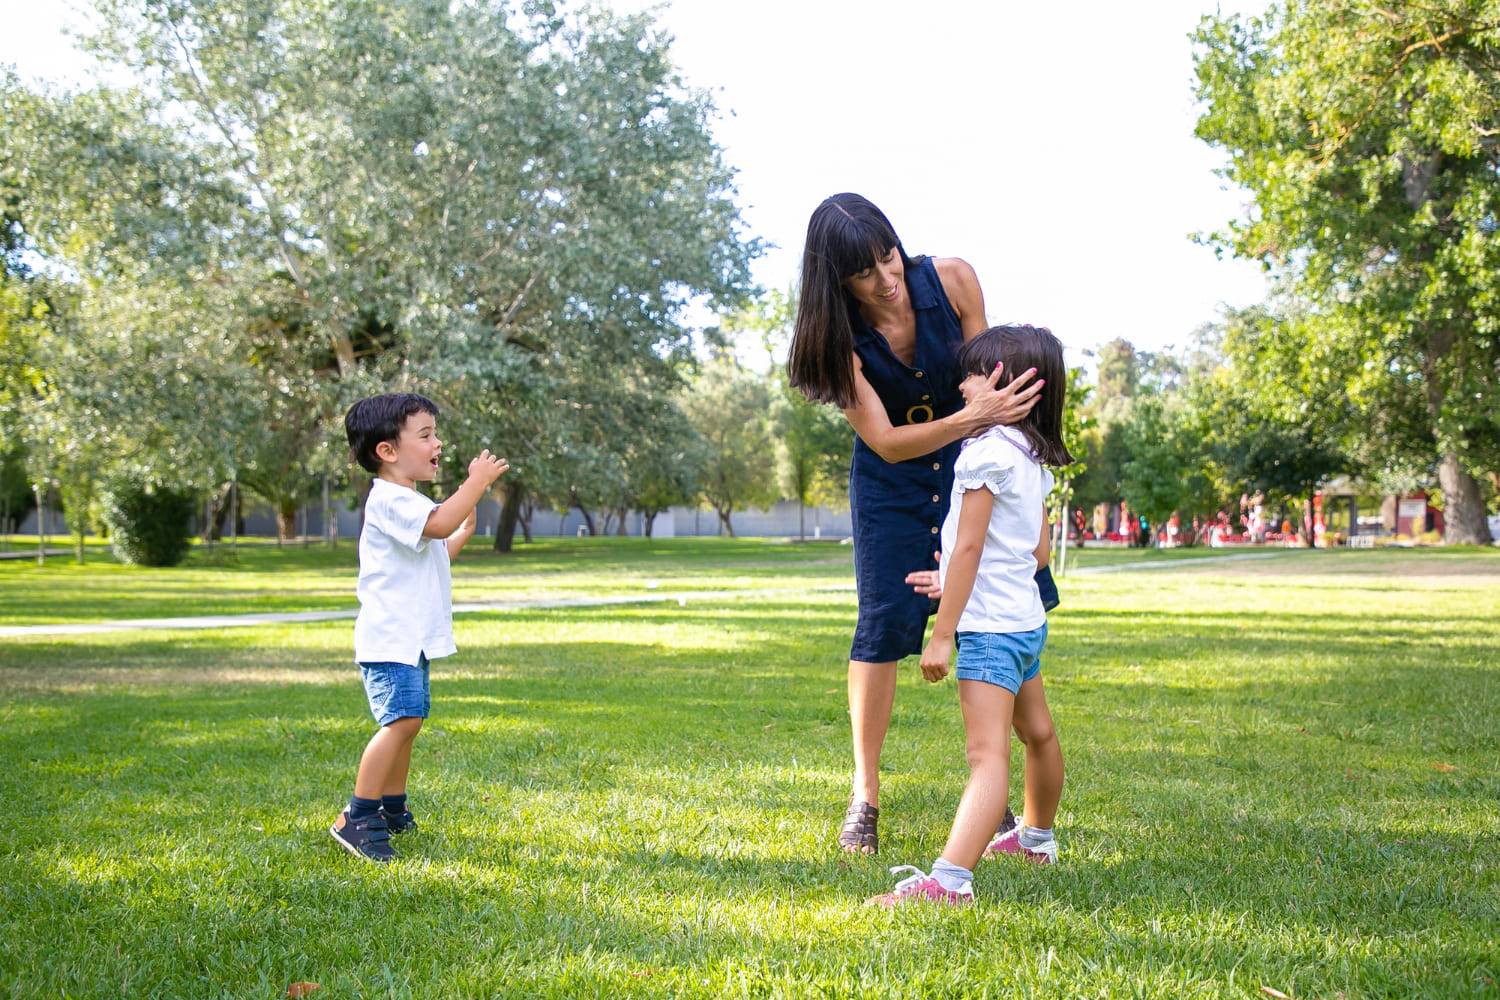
left=848, top=256, right=1058, bottom=663
left=848, top=257, right=965, bottom=662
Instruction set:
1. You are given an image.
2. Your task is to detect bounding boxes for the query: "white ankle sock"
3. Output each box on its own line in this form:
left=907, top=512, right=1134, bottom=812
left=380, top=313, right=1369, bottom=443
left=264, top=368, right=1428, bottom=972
left=1019, top=824, right=1055, bottom=849
left=930, top=857, right=973, bottom=892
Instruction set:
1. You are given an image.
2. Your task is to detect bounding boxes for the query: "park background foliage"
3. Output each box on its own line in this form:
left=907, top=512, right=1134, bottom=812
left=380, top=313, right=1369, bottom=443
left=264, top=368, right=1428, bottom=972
left=1, top=0, right=1497, bottom=562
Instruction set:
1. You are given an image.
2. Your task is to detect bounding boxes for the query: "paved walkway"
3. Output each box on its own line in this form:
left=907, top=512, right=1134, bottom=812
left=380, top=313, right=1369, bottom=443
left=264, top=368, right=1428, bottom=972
left=0, top=548, right=71, bottom=561
left=0, top=550, right=1298, bottom=639
left=0, top=588, right=815, bottom=638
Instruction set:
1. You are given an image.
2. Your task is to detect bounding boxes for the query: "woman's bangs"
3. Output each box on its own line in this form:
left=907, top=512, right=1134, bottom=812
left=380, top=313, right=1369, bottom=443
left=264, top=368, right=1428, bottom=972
left=830, top=217, right=897, bottom=279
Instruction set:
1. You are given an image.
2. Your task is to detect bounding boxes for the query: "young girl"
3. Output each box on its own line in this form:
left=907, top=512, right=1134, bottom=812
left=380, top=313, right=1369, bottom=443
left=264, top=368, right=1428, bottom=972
left=869, top=324, right=1071, bottom=906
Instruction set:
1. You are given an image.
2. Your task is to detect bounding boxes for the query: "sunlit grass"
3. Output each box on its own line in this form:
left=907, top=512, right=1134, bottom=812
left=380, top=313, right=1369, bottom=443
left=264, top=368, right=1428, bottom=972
left=1, top=542, right=1497, bottom=997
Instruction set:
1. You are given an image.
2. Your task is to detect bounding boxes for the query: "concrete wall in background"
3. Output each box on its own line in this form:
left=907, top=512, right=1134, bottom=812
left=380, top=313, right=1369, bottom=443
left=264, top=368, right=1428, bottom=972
left=10, top=500, right=853, bottom=542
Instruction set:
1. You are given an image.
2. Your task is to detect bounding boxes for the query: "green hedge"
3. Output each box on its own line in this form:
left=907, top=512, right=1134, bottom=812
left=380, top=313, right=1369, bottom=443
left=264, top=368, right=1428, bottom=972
left=101, top=478, right=196, bottom=567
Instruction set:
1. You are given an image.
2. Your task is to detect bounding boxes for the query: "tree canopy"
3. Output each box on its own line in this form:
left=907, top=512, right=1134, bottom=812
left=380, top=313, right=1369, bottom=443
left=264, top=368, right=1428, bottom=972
left=1193, top=0, right=1500, bottom=543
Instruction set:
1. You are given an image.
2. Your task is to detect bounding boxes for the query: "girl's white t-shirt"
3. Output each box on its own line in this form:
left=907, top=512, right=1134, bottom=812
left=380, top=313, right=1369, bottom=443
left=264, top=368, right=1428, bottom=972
left=354, top=478, right=457, bottom=664
left=938, top=426, right=1055, bottom=634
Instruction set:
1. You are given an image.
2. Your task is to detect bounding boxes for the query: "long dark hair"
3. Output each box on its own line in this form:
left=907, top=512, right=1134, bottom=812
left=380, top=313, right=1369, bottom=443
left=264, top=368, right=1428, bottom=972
left=957, top=325, right=1074, bottom=467
left=787, top=193, right=915, bottom=408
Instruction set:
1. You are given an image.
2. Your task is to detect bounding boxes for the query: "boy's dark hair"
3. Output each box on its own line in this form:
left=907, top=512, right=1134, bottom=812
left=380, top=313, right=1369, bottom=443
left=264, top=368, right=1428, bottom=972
left=344, top=393, right=439, bottom=474
left=958, top=325, right=1074, bottom=467
left=788, top=193, right=918, bottom=408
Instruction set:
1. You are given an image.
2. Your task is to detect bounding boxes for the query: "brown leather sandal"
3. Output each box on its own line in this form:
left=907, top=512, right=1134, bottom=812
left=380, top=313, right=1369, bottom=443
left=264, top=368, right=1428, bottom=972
left=839, top=799, right=879, bottom=854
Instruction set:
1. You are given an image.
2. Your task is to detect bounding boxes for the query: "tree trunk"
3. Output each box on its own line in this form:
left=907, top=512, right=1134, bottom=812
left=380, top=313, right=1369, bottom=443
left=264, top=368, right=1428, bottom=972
left=519, top=503, right=533, bottom=543
left=1304, top=492, right=1316, bottom=548
left=716, top=506, right=735, bottom=537
left=571, top=491, right=596, bottom=536
left=640, top=509, right=655, bottom=538
left=493, top=478, right=524, bottom=553
left=277, top=501, right=297, bottom=545
left=202, top=482, right=233, bottom=542
left=798, top=498, right=805, bottom=541
left=616, top=505, right=629, bottom=536
left=1438, top=454, right=1493, bottom=544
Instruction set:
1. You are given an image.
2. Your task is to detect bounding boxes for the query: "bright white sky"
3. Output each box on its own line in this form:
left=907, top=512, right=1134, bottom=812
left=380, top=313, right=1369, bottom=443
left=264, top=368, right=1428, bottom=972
left=3, top=0, right=1272, bottom=362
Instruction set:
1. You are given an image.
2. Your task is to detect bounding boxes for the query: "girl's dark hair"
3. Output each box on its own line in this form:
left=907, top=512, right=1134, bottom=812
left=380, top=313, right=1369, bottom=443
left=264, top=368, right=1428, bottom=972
left=788, top=193, right=915, bottom=407
left=345, top=392, right=439, bottom=473
left=957, top=325, right=1074, bottom=467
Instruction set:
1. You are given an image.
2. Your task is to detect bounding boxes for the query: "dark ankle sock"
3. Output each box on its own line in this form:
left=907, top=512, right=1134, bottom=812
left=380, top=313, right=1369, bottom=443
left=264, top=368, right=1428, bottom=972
left=382, top=793, right=408, bottom=815
left=348, top=795, right=382, bottom=821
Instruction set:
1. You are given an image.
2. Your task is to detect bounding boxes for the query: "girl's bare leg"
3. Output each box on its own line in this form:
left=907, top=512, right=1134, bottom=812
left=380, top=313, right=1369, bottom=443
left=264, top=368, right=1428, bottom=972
left=938, top=680, right=1016, bottom=870
left=1011, top=676, right=1062, bottom=828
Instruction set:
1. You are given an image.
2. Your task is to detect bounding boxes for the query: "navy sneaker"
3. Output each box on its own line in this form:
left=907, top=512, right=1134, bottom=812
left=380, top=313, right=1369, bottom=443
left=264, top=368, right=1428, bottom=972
left=330, top=808, right=396, bottom=863
left=382, top=806, right=416, bottom=835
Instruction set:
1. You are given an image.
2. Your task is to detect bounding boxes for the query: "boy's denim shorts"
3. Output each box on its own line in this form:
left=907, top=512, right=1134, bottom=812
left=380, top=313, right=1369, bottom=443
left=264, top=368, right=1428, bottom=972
left=359, top=653, right=430, bottom=726
left=955, top=624, right=1048, bottom=695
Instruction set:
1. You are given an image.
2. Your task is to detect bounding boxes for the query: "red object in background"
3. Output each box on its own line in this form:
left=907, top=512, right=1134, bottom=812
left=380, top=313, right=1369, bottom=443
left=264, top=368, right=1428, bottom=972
left=1395, top=491, right=1443, bottom=536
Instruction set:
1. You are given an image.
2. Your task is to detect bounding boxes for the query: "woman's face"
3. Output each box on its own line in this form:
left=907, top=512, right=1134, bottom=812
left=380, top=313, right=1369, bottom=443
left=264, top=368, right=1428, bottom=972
left=842, top=245, right=904, bottom=308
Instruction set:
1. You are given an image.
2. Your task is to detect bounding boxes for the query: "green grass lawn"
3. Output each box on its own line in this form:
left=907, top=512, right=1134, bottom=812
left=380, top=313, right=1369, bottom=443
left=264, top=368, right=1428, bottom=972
left=2, top=531, right=1306, bottom=627
left=1, top=540, right=1497, bottom=997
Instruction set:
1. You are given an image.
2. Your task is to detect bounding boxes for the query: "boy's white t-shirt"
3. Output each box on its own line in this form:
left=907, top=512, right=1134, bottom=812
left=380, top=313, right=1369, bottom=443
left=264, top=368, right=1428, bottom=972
left=354, top=478, right=456, bottom=664
left=938, top=426, right=1055, bottom=634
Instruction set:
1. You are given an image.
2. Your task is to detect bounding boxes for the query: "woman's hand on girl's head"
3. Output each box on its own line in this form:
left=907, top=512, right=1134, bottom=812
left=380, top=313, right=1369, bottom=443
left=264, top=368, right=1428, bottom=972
left=963, top=363, right=1044, bottom=432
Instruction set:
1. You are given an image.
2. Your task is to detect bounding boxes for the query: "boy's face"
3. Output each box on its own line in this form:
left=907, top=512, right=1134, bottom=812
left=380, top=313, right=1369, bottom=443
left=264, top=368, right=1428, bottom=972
left=375, top=411, right=442, bottom=483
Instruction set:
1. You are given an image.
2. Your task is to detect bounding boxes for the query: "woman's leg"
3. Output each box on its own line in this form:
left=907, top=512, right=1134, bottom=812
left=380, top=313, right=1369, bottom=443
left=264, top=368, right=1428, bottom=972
left=1011, top=676, right=1063, bottom=829
left=938, top=680, right=1016, bottom=870
left=848, top=659, right=898, bottom=806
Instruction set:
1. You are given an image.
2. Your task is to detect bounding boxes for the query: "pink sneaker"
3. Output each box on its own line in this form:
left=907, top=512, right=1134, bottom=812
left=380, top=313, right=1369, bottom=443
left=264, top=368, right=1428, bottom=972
left=983, top=825, right=1058, bottom=864
left=865, top=866, right=974, bottom=907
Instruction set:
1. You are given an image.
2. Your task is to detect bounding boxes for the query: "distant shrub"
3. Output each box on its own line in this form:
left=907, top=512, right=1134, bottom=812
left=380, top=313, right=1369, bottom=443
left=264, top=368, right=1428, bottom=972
left=100, top=478, right=196, bottom=566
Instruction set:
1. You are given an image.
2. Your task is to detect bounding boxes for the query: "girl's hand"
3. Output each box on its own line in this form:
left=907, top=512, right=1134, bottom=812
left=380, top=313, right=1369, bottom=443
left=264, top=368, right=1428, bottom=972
left=963, top=364, right=1043, bottom=432
left=920, top=635, right=953, bottom=682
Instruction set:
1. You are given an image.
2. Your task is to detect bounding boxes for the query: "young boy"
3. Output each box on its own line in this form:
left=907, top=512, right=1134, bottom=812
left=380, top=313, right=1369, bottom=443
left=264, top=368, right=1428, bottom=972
left=331, top=392, right=508, bottom=862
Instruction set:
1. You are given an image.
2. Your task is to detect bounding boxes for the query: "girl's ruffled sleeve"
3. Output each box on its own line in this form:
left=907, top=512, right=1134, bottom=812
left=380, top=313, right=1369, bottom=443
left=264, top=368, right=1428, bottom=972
left=953, top=440, right=1016, bottom=496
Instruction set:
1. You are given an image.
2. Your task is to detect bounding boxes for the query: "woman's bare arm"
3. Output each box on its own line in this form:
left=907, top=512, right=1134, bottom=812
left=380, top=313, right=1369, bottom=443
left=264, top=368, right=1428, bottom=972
left=933, top=257, right=989, bottom=341
left=842, top=355, right=1041, bottom=464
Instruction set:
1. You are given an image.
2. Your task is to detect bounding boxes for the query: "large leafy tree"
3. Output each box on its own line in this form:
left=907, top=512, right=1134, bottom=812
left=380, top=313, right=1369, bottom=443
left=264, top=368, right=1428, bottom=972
left=771, top=378, right=851, bottom=539
left=679, top=355, right=777, bottom=537
left=731, top=289, right=852, bottom=539
left=5, top=1, right=757, bottom=544
left=1117, top=394, right=1221, bottom=534
left=1194, top=0, right=1500, bottom=543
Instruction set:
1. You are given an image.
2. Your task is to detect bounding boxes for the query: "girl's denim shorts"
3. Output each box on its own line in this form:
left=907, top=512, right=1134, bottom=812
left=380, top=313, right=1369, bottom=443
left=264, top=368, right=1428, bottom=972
left=358, top=653, right=430, bottom=725
left=955, top=623, right=1047, bottom=695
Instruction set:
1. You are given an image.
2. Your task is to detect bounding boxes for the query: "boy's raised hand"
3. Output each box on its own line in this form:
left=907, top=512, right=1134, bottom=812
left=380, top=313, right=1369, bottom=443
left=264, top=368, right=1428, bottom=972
left=469, top=449, right=509, bottom=486
left=920, top=634, right=953, bottom=683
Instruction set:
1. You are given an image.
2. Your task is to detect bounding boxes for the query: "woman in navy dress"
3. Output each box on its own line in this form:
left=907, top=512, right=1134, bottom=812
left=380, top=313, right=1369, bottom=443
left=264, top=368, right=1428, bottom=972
left=788, top=193, right=1046, bottom=854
